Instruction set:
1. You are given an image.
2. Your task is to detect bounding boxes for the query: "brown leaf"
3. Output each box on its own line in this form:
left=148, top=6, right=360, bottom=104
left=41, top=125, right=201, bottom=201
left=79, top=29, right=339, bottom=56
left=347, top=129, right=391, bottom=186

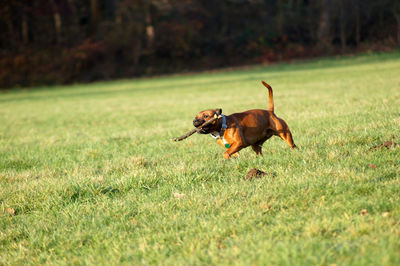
left=368, top=164, right=376, bottom=169
left=5, top=208, right=15, bottom=216
left=360, top=209, right=368, bottom=216
left=261, top=203, right=272, bottom=211
left=384, top=141, right=395, bottom=147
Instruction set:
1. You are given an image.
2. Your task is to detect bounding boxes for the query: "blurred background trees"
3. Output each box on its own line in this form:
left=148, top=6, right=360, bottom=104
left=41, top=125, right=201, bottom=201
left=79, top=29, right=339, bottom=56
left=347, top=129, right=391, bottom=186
left=0, top=0, right=399, bottom=88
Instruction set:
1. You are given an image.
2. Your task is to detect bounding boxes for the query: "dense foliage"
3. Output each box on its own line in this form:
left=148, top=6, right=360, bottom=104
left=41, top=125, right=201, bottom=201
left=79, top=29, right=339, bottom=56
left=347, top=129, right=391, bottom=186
left=1, top=0, right=399, bottom=88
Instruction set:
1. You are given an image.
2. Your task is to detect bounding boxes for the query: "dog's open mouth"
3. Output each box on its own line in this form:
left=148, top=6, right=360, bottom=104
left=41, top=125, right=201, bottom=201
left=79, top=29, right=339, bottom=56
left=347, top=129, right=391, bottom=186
left=197, top=124, right=212, bottom=134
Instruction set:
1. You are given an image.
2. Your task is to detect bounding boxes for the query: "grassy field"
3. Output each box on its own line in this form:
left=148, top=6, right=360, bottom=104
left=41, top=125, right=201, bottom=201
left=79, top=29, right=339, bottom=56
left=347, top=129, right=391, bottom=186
left=1, top=52, right=400, bottom=265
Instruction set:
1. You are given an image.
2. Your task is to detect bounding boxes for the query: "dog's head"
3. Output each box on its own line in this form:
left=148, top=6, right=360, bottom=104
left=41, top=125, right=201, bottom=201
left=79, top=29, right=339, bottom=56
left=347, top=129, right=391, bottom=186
left=193, top=108, right=222, bottom=134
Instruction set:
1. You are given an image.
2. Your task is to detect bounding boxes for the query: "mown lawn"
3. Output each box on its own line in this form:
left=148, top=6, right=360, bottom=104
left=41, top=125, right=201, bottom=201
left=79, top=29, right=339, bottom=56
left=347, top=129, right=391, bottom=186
left=1, top=52, right=400, bottom=265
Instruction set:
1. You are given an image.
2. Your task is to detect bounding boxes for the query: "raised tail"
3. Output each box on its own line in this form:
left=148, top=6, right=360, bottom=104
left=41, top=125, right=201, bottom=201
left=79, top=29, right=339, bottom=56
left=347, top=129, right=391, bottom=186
left=261, top=81, right=274, bottom=112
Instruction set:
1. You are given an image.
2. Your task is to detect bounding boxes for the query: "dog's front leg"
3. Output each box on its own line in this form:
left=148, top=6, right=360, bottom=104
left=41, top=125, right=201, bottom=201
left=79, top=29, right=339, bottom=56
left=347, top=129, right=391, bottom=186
left=223, top=142, right=244, bottom=159
left=217, top=139, right=239, bottom=157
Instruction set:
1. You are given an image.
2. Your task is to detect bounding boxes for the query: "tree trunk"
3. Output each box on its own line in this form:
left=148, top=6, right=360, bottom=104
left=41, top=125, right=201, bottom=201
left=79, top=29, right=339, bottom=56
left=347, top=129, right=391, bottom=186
left=394, top=1, right=400, bottom=46
left=145, top=4, right=154, bottom=48
left=355, top=0, right=360, bottom=46
left=22, top=12, right=29, bottom=44
left=4, top=5, right=16, bottom=47
left=395, top=13, right=400, bottom=46
left=317, top=0, right=331, bottom=50
left=277, top=0, right=284, bottom=37
left=90, top=0, right=99, bottom=35
left=50, top=0, right=62, bottom=44
left=307, top=2, right=316, bottom=44
left=115, top=14, right=122, bottom=25
left=67, top=0, right=79, bottom=27
left=133, top=41, right=142, bottom=66
left=339, top=0, right=346, bottom=51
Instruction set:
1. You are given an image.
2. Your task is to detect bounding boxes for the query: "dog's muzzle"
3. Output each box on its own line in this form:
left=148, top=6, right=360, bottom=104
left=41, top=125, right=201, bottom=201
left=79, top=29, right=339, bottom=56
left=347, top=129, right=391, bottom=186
left=193, top=118, right=203, bottom=127
left=193, top=118, right=212, bottom=134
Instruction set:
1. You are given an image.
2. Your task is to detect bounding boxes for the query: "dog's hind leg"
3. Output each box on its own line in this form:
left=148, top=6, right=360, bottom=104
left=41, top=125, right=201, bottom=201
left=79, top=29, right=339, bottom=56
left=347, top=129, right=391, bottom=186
left=251, top=144, right=262, bottom=156
left=278, top=131, right=296, bottom=149
left=251, top=133, right=273, bottom=156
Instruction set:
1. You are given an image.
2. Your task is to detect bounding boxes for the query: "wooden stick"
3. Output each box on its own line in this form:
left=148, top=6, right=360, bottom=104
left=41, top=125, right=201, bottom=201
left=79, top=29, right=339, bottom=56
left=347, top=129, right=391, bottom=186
left=172, top=117, right=217, bottom=141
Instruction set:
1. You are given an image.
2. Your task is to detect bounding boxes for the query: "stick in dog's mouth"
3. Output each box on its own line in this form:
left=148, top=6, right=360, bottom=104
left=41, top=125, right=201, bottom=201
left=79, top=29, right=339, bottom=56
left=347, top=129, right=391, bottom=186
left=172, top=117, right=217, bottom=142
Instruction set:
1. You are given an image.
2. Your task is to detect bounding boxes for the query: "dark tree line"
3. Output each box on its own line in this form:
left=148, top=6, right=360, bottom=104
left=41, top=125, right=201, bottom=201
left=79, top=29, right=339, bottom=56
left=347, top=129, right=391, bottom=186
left=0, top=0, right=399, bottom=88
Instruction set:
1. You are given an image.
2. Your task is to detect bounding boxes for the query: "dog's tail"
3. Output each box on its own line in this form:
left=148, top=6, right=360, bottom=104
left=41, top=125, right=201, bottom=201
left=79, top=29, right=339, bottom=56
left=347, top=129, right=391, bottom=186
left=261, top=81, right=274, bottom=112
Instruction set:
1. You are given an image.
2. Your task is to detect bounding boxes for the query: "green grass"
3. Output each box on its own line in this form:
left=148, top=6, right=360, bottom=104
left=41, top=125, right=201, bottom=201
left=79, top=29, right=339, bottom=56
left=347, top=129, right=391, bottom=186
left=1, top=51, right=400, bottom=265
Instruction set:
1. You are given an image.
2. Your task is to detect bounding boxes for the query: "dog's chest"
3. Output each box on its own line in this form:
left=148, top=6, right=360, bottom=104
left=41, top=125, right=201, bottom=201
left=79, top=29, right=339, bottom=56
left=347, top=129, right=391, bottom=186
left=209, top=131, right=230, bottom=148
left=209, top=131, right=221, bottom=139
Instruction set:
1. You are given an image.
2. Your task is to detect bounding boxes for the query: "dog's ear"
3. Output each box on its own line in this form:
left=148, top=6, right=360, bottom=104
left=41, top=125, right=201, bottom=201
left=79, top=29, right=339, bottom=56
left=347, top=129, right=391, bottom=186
left=215, top=108, right=222, bottom=115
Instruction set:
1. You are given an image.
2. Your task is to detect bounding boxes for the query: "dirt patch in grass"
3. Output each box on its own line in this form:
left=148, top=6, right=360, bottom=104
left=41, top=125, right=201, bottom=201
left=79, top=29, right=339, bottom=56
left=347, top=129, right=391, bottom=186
left=245, top=168, right=275, bottom=181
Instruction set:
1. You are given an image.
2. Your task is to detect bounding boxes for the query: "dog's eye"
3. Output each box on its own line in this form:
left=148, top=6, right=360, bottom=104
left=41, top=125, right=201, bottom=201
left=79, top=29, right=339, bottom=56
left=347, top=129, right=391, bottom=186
left=204, top=115, right=209, bottom=118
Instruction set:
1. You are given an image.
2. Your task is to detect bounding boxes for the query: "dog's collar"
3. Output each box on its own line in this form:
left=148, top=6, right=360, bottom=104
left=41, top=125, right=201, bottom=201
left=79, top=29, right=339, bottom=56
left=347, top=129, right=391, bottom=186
left=220, top=114, right=227, bottom=136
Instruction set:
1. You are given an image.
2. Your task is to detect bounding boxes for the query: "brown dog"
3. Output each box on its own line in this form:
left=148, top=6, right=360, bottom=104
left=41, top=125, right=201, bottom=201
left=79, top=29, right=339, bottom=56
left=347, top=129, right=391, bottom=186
left=192, top=81, right=296, bottom=159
